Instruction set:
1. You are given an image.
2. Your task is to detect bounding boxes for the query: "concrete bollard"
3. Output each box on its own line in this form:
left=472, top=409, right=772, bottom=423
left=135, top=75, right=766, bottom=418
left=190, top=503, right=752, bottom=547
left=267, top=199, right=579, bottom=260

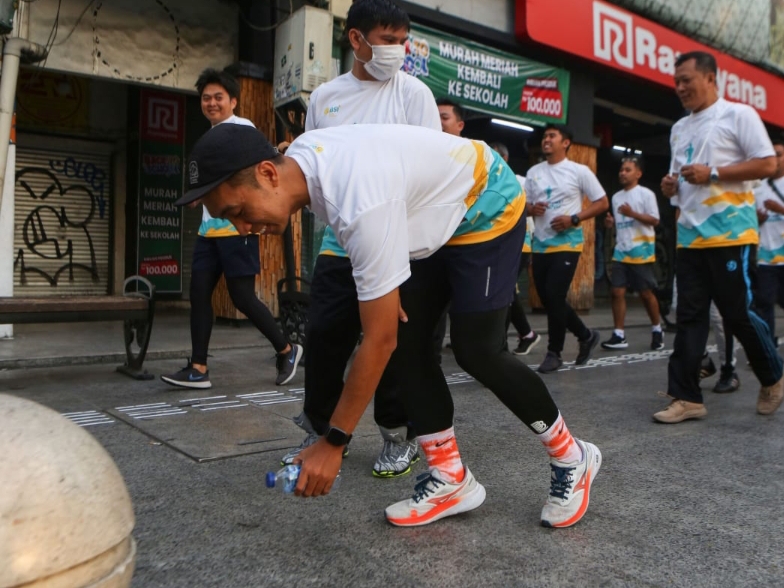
left=0, top=394, right=136, bottom=587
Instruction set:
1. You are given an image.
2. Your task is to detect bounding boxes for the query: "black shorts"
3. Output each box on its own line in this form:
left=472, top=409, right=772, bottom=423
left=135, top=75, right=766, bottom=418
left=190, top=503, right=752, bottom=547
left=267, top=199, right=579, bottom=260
left=610, top=261, right=657, bottom=291
left=192, top=235, right=260, bottom=278
left=403, top=214, right=526, bottom=314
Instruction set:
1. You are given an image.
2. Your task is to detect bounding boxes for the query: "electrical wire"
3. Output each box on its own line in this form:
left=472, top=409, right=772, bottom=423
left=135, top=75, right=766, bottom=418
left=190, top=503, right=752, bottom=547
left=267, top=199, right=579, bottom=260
left=52, top=0, right=96, bottom=46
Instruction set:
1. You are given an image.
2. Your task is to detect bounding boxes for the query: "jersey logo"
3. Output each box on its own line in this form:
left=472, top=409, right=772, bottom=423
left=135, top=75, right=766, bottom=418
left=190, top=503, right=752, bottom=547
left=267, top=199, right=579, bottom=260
left=323, top=105, right=340, bottom=117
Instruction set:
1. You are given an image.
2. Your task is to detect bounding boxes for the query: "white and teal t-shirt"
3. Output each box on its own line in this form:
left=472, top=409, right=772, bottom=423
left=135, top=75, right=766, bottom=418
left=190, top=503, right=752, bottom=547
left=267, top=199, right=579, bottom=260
left=669, top=98, right=774, bottom=249
left=611, top=185, right=659, bottom=264
left=287, top=125, right=525, bottom=301
left=305, top=71, right=440, bottom=259
left=198, top=115, right=256, bottom=238
left=525, top=159, right=605, bottom=253
left=755, top=177, right=784, bottom=265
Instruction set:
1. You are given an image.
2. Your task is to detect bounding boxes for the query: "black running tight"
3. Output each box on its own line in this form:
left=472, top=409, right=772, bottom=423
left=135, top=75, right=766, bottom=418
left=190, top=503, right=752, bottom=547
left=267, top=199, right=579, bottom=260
left=190, top=270, right=288, bottom=364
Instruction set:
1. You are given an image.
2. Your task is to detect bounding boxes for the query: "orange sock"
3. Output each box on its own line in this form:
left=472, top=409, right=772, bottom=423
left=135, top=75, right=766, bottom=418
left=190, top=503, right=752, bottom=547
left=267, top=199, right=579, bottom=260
left=418, top=427, right=464, bottom=483
left=537, top=414, right=582, bottom=464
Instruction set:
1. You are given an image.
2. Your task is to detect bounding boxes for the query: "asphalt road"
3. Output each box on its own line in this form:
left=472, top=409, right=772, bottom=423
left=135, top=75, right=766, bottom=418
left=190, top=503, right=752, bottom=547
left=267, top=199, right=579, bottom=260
left=2, top=326, right=782, bottom=587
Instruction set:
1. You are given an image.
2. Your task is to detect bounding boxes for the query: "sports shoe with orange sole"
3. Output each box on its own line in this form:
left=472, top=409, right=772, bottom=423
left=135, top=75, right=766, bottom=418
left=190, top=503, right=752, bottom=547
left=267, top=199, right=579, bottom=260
left=385, top=467, right=486, bottom=527
left=541, top=439, right=602, bottom=528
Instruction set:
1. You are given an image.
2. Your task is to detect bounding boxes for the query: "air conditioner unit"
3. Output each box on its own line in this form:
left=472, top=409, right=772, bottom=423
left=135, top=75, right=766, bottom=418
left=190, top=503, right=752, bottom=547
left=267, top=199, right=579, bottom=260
left=273, top=6, right=334, bottom=106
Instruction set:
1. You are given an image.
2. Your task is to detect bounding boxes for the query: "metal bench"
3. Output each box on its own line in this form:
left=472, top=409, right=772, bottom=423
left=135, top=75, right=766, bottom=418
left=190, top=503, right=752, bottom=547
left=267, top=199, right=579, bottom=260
left=0, top=276, right=156, bottom=379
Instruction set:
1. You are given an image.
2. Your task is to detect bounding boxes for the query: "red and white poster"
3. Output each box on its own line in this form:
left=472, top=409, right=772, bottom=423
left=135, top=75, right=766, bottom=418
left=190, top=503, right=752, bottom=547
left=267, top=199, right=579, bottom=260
left=516, top=0, right=784, bottom=128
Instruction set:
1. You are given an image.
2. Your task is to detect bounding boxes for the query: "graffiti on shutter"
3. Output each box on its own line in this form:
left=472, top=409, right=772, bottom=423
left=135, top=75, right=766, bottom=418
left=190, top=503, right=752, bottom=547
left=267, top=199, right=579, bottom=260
left=13, top=149, right=112, bottom=296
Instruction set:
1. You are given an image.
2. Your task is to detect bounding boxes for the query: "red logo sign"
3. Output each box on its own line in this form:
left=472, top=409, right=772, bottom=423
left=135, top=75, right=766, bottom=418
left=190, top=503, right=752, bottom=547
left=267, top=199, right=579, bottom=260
left=516, top=0, right=784, bottom=128
left=140, top=89, right=184, bottom=143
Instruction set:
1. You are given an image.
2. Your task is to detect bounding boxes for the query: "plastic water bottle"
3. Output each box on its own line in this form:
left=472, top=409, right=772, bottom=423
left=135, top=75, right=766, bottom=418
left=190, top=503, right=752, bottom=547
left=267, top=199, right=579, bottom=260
left=265, top=464, right=341, bottom=494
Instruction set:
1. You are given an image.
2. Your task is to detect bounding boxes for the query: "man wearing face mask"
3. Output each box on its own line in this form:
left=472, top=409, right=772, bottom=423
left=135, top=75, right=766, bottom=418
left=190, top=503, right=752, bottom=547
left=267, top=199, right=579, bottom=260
left=280, top=0, right=441, bottom=480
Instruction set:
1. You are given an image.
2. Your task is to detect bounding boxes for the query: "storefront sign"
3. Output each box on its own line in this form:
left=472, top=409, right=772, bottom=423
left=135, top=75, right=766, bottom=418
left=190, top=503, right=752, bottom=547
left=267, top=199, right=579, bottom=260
left=516, top=0, right=784, bottom=128
left=406, top=24, right=570, bottom=125
left=137, top=89, right=184, bottom=293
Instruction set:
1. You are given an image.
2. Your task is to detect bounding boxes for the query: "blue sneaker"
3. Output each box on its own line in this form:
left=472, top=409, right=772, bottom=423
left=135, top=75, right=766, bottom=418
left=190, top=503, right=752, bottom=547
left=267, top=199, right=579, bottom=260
left=276, top=344, right=304, bottom=386
left=160, top=359, right=211, bottom=389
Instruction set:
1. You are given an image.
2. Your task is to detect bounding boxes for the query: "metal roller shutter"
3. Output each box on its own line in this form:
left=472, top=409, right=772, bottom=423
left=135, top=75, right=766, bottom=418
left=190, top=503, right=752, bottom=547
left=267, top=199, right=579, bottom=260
left=13, top=148, right=112, bottom=296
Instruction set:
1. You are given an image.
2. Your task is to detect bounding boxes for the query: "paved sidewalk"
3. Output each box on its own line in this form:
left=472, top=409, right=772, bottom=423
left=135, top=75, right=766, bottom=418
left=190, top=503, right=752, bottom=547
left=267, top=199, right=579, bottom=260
left=0, top=297, right=676, bottom=373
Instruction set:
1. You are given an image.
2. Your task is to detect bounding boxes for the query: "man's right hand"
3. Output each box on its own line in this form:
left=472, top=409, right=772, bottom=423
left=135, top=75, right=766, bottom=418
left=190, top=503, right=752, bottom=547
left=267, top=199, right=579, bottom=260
left=604, top=214, right=614, bottom=229
left=531, top=201, right=548, bottom=217
left=661, top=174, right=679, bottom=198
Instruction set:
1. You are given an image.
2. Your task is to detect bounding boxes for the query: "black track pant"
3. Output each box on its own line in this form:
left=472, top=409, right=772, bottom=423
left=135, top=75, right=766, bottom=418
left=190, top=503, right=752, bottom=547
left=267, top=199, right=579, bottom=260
left=531, top=252, right=591, bottom=354
left=190, top=272, right=288, bottom=365
left=668, top=246, right=783, bottom=403
left=756, top=264, right=784, bottom=345
left=303, top=255, right=408, bottom=434
left=508, top=253, right=533, bottom=338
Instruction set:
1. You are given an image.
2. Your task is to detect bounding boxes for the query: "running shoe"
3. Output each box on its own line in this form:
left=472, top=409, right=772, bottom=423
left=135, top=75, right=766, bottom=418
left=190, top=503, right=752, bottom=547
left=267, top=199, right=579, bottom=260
left=160, top=359, right=211, bottom=389
left=275, top=344, right=304, bottom=386
left=385, top=467, right=486, bottom=527
left=653, top=399, right=707, bottom=423
left=538, top=351, right=564, bottom=374
left=541, top=439, right=602, bottom=528
left=280, top=413, right=348, bottom=466
left=713, top=367, right=739, bottom=394
left=651, top=331, right=665, bottom=351
left=758, top=375, right=784, bottom=415
left=601, top=333, right=628, bottom=350
left=373, top=426, right=420, bottom=478
left=699, top=354, right=717, bottom=380
left=575, top=329, right=600, bottom=365
left=513, top=333, right=542, bottom=355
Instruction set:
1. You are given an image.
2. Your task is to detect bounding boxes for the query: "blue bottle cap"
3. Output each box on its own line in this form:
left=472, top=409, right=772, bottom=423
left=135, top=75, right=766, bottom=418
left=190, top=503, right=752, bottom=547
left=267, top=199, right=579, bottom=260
left=265, top=471, right=276, bottom=488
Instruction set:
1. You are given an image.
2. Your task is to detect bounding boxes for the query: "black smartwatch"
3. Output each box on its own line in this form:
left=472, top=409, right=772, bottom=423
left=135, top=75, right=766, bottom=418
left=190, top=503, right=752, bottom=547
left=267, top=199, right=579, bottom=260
left=324, top=426, right=352, bottom=447
left=570, top=214, right=581, bottom=226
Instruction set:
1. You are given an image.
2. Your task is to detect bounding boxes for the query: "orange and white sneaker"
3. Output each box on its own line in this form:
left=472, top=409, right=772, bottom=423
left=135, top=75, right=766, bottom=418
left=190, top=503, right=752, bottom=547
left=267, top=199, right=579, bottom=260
left=385, top=467, right=486, bottom=527
left=541, top=439, right=602, bottom=528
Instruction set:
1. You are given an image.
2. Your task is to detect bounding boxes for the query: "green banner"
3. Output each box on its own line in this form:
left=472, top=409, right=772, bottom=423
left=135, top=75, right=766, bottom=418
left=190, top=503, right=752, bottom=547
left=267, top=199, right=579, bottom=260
left=405, top=24, right=570, bottom=125
left=137, top=89, right=185, bottom=293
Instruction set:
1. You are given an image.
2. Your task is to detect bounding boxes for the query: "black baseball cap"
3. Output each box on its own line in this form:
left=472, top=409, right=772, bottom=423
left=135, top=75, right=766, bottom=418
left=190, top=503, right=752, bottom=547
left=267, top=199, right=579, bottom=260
left=175, top=123, right=279, bottom=206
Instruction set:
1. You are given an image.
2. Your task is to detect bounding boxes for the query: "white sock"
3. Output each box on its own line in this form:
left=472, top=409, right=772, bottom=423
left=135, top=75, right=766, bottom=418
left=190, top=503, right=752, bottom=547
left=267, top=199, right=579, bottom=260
left=614, top=329, right=625, bottom=338
left=652, top=324, right=662, bottom=333
left=522, top=331, right=535, bottom=340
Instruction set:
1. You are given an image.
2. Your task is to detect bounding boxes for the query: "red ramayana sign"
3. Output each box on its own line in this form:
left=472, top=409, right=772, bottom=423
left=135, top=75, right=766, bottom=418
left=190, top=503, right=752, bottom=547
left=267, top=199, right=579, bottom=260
left=516, top=0, right=784, bottom=128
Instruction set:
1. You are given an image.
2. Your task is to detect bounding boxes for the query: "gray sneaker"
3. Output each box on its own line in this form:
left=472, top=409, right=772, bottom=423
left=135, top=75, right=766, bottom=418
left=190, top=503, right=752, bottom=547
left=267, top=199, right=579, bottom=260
left=280, top=413, right=349, bottom=465
left=373, top=426, right=420, bottom=478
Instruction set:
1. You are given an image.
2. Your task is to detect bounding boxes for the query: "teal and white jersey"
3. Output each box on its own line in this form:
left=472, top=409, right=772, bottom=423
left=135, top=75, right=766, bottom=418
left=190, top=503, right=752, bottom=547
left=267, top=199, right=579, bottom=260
left=287, top=125, right=524, bottom=301
left=669, top=98, right=773, bottom=249
left=525, top=159, right=605, bottom=253
left=755, top=177, right=784, bottom=265
left=611, top=185, right=659, bottom=264
left=306, top=71, right=440, bottom=259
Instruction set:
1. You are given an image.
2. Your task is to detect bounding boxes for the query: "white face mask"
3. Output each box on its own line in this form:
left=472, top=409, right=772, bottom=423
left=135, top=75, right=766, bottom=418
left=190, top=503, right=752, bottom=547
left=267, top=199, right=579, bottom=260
left=354, top=33, right=405, bottom=81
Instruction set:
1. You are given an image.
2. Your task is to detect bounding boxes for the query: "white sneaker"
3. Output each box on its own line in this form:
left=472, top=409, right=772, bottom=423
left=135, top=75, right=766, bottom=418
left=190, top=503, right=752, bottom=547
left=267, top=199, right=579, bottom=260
left=385, top=467, right=486, bottom=527
left=541, top=439, right=602, bottom=528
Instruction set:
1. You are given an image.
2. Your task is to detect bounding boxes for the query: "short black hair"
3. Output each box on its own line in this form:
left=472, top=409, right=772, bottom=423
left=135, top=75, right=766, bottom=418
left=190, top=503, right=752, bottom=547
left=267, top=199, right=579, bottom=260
left=436, top=97, right=465, bottom=122
left=621, top=156, right=644, bottom=173
left=195, top=68, right=240, bottom=100
left=346, top=0, right=410, bottom=36
left=675, top=51, right=717, bottom=75
left=488, top=142, right=509, bottom=159
left=544, top=123, right=573, bottom=143
left=771, top=133, right=784, bottom=148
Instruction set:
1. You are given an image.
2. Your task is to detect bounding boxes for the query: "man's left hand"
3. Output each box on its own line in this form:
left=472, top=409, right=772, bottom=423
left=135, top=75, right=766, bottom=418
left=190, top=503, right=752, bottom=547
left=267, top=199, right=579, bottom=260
left=550, top=215, right=573, bottom=232
left=680, top=164, right=711, bottom=185
left=293, top=438, right=343, bottom=497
